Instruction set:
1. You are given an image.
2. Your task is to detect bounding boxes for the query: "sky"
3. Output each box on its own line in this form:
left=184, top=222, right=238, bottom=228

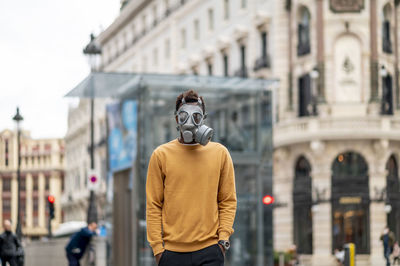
left=0, top=0, right=120, bottom=139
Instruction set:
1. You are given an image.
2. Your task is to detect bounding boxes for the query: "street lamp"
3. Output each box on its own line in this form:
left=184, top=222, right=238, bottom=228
left=83, top=34, right=101, bottom=224
left=12, top=107, right=23, bottom=240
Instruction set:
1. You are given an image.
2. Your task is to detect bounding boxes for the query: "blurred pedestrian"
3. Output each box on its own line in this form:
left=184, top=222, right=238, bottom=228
left=65, top=221, right=98, bottom=266
left=0, top=220, right=23, bottom=266
left=393, top=241, right=400, bottom=265
left=380, top=226, right=396, bottom=266
left=146, top=90, right=237, bottom=266
left=334, top=248, right=344, bottom=265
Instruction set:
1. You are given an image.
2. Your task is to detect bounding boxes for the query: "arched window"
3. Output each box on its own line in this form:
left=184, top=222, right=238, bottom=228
left=386, top=155, right=400, bottom=238
left=297, top=6, right=311, bottom=56
left=293, top=156, right=313, bottom=254
left=383, top=4, right=392, bottom=53
left=331, top=152, right=370, bottom=254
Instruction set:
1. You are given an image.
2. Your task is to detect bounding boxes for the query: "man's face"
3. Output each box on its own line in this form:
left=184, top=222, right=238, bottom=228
left=88, top=222, right=98, bottom=231
left=3, top=220, right=11, bottom=231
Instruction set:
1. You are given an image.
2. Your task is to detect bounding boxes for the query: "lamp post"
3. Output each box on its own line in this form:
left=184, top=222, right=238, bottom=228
left=12, top=107, right=23, bottom=240
left=83, top=34, right=102, bottom=224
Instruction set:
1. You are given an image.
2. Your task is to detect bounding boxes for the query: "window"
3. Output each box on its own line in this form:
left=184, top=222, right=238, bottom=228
left=3, top=199, right=11, bottom=213
left=20, top=178, right=26, bottom=191
left=240, top=45, right=247, bottom=77
left=165, top=39, right=170, bottom=59
left=5, top=140, right=8, bottom=166
left=208, top=9, right=214, bottom=31
left=381, top=73, right=393, bottom=115
left=254, top=31, right=270, bottom=70
left=293, top=156, right=313, bottom=254
left=332, top=152, right=370, bottom=254
left=33, top=177, right=38, bottom=191
left=297, top=6, right=311, bottom=56
left=194, top=19, right=200, bottom=40
left=45, top=176, right=50, bottom=191
left=181, top=29, right=186, bottom=48
left=223, top=53, right=229, bottom=77
left=298, top=74, right=312, bottom=117
left=207, top=61, right=213, bottom=76
left=383, top=4, right=392, bottom=53
left=234, top=44, right=247, bottom=77
left=164, top=0, right=170, bottom=17
left=224, top=0, right=229, bottom=20
left=153, top=5, right=158, bottom=26
left=2, top=179, right=10, bottom=192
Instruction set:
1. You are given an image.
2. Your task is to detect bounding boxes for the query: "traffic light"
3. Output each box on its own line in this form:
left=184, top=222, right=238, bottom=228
left=47, top=195, right=55, bottom=220
left=262, top=195, right=274, bottom=205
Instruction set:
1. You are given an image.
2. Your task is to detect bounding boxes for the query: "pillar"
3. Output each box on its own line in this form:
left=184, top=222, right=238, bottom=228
left=38, top=172, right=45, bottom=228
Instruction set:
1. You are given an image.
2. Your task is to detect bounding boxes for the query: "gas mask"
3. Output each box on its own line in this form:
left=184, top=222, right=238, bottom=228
left=175, top=98, right=214, bottom=146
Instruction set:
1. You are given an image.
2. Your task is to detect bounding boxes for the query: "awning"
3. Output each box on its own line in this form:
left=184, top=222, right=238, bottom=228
left=65, top=72, right=279, bottom=99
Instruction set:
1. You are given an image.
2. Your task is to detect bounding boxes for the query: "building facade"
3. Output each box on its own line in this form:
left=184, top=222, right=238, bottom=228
left=0, top=129, right=64, bottom=238
left=85, top=0, right=400, bottom=265
left=62, top=99, right=109, bottom=222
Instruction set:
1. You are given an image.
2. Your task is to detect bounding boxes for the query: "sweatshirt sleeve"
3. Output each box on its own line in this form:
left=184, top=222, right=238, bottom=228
left=146, top=150, right=165, bottom=256
left=217, top=147, right=237, bottom=241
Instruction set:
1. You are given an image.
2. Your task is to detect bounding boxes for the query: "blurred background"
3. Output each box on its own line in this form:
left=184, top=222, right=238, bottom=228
left=1, top=0, right=400, bottom=265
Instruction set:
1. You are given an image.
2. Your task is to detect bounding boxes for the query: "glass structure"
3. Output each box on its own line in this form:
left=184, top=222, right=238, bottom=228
left=66, top=72, right=277, bottom=266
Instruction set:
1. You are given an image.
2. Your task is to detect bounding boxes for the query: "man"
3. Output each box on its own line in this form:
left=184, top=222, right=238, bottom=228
left=0, top=220, right=22, bottom=266
left=380, top=226, right=396, bottom=266
left=65, top=221, right=98, bottom=266
left=146, top=90, right=237, bottom=266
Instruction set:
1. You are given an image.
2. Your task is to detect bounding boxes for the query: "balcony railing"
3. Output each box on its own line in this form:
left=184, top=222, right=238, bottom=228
left=253, top=55, right=271, bottom=71
left=274, top=116, right=400, bottom=147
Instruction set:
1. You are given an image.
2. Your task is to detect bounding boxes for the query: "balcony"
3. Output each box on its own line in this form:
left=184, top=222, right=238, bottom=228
left=274, top=116, right=400, bottom=147
left=297, top=42, right=310, bottom=56
left=253, top=55, right=271, bottom=71
left=234, top=67, right=248, bottom=78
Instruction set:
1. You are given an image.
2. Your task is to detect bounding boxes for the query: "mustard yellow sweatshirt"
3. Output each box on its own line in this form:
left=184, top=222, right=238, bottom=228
left=146, top=139, right=237, bottom=256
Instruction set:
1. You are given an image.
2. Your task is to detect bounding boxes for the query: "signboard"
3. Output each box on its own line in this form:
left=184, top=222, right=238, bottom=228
left=330, top=0, right=364, bottom=13
left=87, top=169, right=100, bottom=191
left=107, top=100, right=138, bottom=172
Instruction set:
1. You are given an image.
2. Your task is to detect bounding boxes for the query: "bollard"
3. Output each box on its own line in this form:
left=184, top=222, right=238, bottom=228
left=279, top=253, right=285, bottom=266
left=344, top=243, right=355, bottom=266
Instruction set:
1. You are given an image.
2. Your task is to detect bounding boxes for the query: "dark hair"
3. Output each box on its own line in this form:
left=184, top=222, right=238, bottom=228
left=176, top=89, right=205, bottom=113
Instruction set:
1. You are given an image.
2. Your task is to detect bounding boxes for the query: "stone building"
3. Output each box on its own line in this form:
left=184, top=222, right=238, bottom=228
left=62, top=99, right=109, bottom=222
left=82, top=0, right=400, bottom=265
left=0, top=129, right=64, bottom=238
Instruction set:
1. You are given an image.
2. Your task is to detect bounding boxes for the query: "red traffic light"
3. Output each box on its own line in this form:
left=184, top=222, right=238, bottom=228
left=263, top=195, right=274, bottom=205
left=47, top=195, right=55, bottom=204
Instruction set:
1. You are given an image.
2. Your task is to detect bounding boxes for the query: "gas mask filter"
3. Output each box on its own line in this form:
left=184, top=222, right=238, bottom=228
left=175, top=98, right=214, bottom=146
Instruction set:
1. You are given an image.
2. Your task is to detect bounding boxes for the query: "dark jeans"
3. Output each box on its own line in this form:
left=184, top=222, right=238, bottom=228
left=159, top=244, right=224, bottom=266
left=66, top=253, right=80, bottom=266
left=1, top=256, right=18, bottom=266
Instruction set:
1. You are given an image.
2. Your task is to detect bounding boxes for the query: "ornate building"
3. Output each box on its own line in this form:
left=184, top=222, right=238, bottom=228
left=79, top=0, right=400, bottom=264
left=0, top=129, right=64, bottom=238
left=62, top=99, right=109, bottom=222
